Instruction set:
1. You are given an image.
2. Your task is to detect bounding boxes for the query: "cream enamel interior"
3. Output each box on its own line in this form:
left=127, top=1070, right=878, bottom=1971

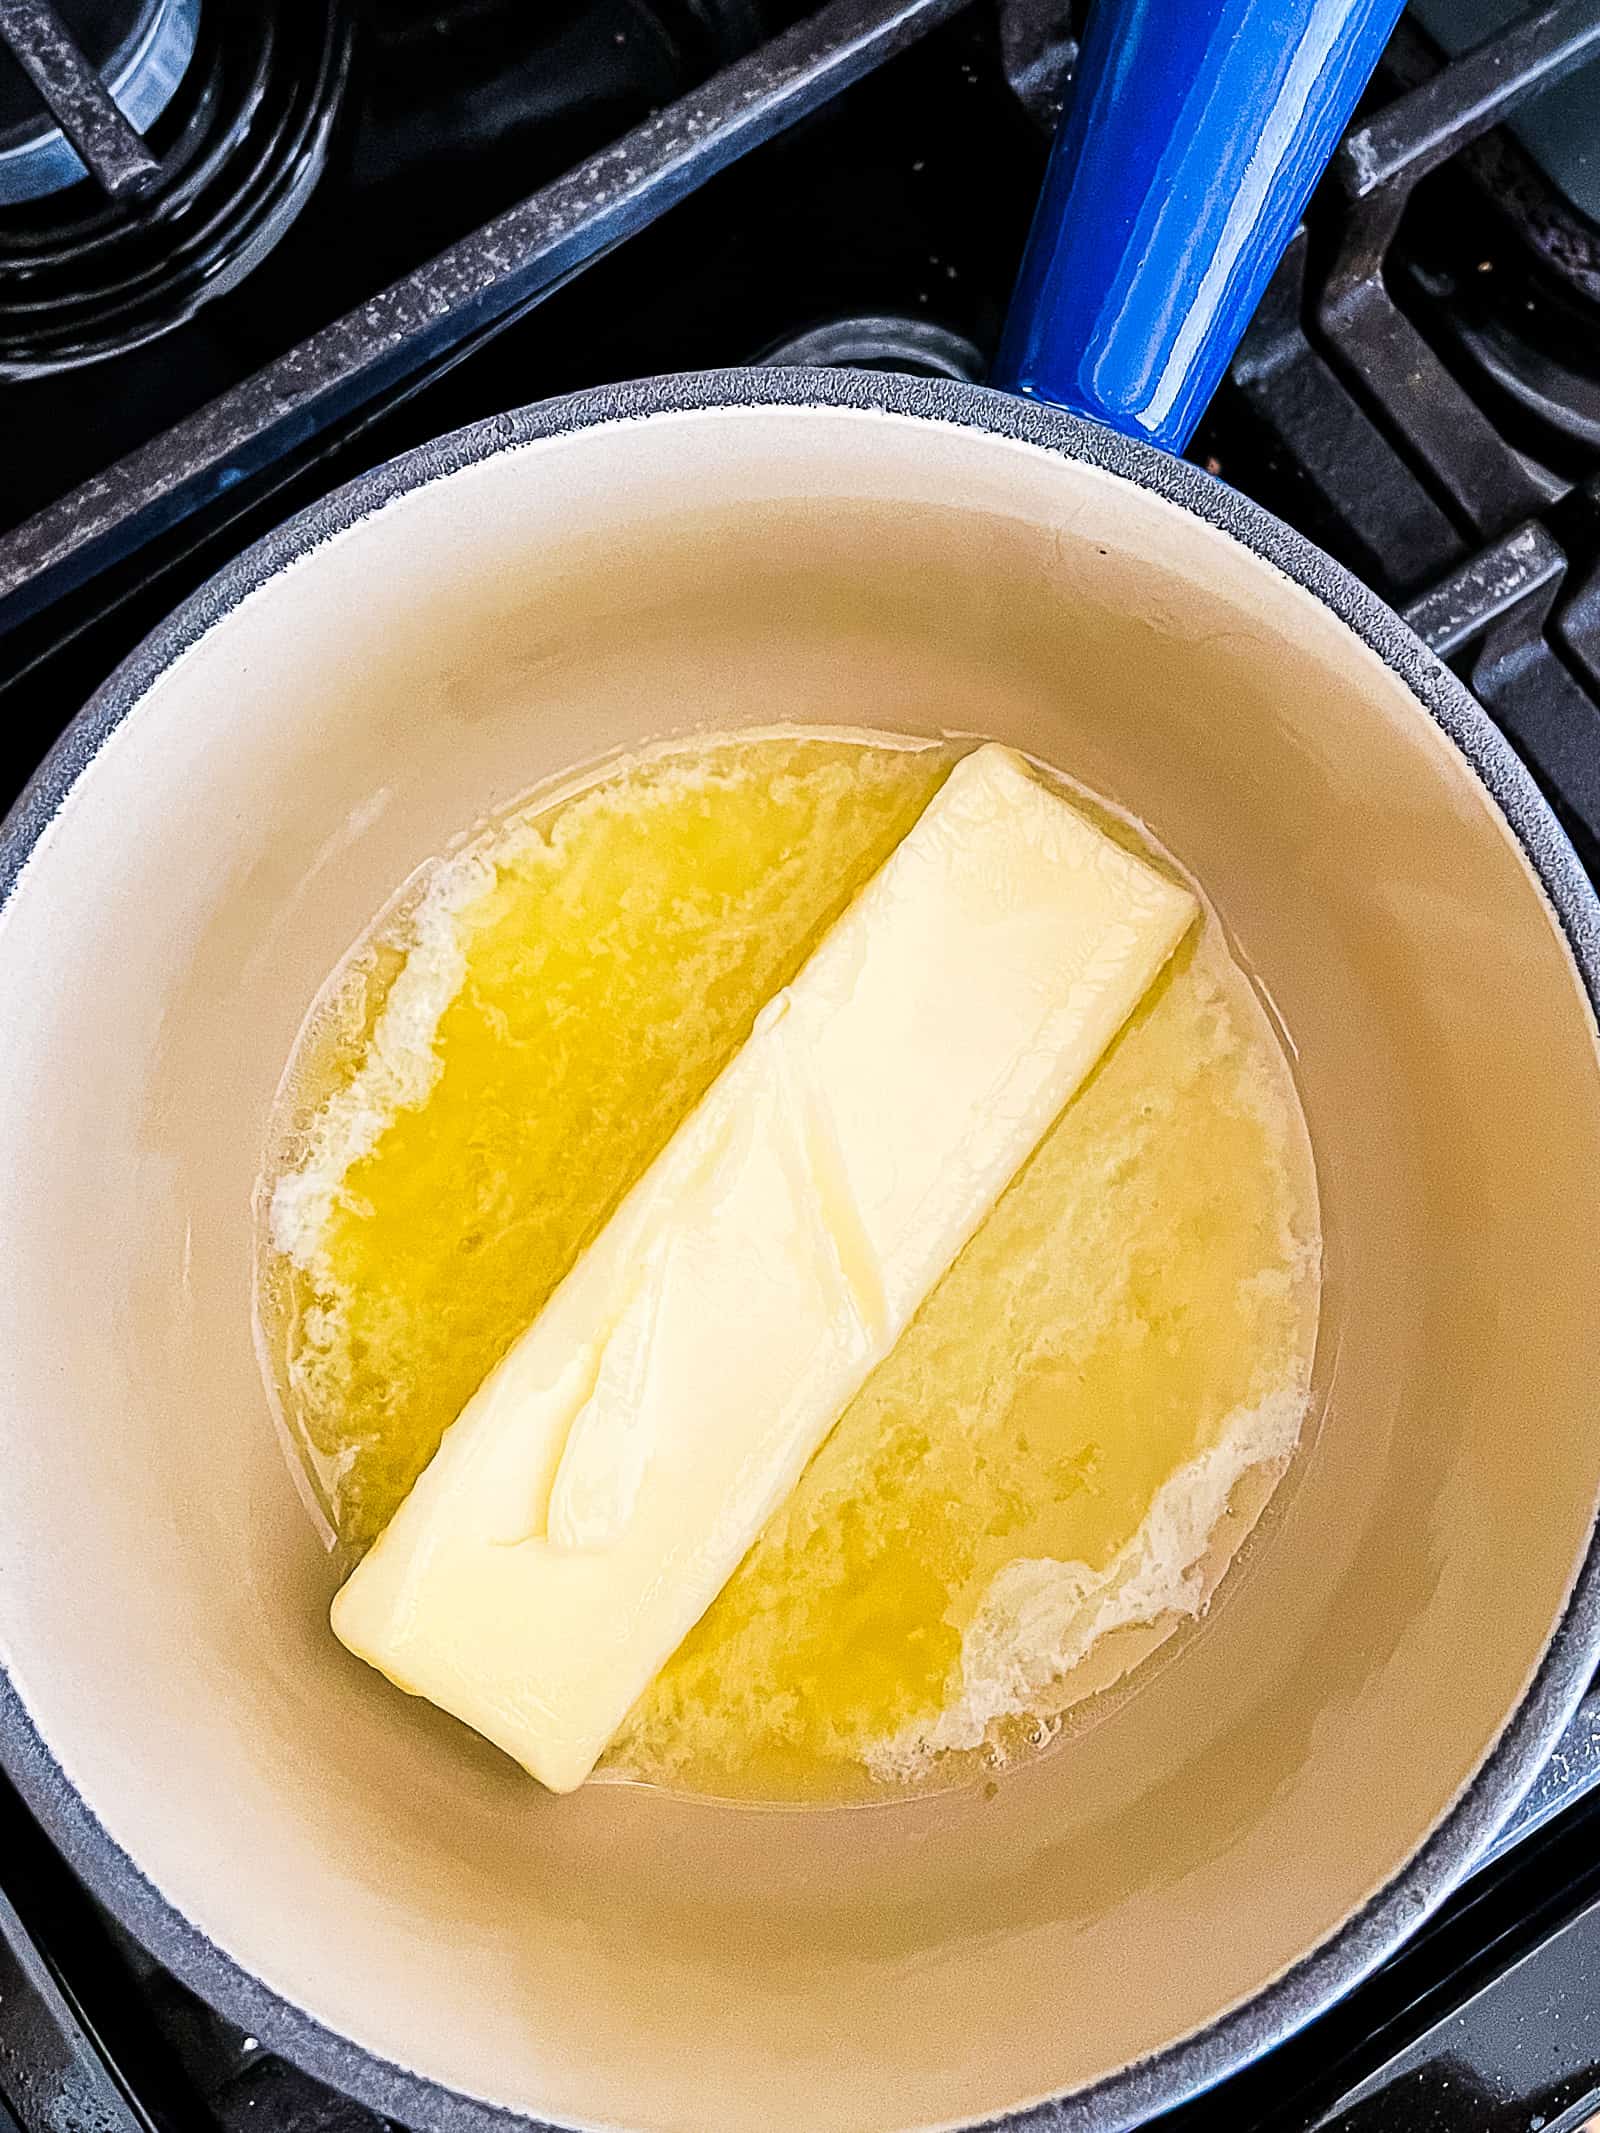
left=1, top=401, right=1599, bottom=2133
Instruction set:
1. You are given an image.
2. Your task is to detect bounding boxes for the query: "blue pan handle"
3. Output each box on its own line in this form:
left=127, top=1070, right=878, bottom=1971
left=992, top=0, right=1406, bottom=452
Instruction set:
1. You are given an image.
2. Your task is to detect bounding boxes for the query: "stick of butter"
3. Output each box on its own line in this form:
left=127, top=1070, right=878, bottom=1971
left=331, top=744, right=1197, bottom=1791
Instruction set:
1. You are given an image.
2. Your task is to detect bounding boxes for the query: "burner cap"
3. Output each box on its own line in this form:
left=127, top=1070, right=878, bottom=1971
left=0, top=0, right=200, bottom=205
left=760, top=316, right=986, bottom=382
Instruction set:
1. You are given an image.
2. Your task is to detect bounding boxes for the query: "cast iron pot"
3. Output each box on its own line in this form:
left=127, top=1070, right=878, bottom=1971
left=1, top=367, right=1599, bottom=2133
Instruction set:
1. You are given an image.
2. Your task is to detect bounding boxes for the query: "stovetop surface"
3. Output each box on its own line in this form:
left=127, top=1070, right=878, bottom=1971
left=3, top=3, right=1600, bottom=2129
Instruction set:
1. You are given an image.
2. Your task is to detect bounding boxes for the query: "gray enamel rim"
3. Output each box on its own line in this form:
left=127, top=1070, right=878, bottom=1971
left=3, top=368, right=1599, bottom=2133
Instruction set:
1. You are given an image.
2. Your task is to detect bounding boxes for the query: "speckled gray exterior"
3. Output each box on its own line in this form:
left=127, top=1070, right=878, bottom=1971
left=2, top=368, right=1598, bottom=2133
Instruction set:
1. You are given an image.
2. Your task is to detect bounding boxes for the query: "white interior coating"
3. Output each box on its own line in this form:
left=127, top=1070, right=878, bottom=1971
left=0, top=400, right=1597, bottom=2133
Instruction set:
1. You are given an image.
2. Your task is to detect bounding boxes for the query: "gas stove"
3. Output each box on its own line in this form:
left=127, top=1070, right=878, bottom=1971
left=3, top=3, right=1600, bottom=2129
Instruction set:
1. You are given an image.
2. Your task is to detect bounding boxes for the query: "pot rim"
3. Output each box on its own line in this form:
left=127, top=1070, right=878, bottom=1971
left=2, top=366, right=1598, bottom=2133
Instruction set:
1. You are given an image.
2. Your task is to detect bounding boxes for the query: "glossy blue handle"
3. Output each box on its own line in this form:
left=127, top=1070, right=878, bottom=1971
left=992, top=0, right=1405, bottom=451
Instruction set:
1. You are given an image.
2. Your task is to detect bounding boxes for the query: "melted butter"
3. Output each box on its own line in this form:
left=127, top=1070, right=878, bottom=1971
left=266, top=734, right=945, bottom=1556
left=262, top=728, right=1319, bottom=1801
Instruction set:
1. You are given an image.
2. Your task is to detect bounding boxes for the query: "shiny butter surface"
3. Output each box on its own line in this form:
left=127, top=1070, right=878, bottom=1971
left=329, top=746, right=1197, bottom=1791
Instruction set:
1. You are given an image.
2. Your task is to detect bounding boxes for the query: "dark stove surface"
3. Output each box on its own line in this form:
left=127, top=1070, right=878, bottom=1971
left=2, top=3, right=1600, bottom=2130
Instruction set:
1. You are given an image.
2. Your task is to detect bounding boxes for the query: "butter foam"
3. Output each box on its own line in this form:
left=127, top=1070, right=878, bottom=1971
left=868, top=1378, right=1307, bottom=1780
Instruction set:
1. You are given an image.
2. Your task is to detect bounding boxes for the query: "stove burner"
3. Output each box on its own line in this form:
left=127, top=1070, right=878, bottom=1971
left=0, top=0, right=197, bottom=205
left=1411, top=0, right=1600, bottom=225
left=1383, top=7, right=1600, bottom=477
left=760, top=312, right=984, bottom=378
left=0, top=0, right=352, bottom=377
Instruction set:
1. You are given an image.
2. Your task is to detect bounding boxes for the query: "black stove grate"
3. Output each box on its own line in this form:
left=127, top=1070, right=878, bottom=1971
left=1, top=2, right=1600, bottom=2129
left=1216, top=0, right=1600, bottom=860
left=0, top=0, right=970, bottom=623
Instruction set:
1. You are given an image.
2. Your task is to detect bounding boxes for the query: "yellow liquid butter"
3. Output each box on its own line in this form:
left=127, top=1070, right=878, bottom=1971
left=261, top=730, right=1320, bottom=1800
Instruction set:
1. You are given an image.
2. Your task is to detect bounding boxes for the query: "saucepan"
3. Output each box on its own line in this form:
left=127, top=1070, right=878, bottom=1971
left=3, top=1, right=1599, bottom=2129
